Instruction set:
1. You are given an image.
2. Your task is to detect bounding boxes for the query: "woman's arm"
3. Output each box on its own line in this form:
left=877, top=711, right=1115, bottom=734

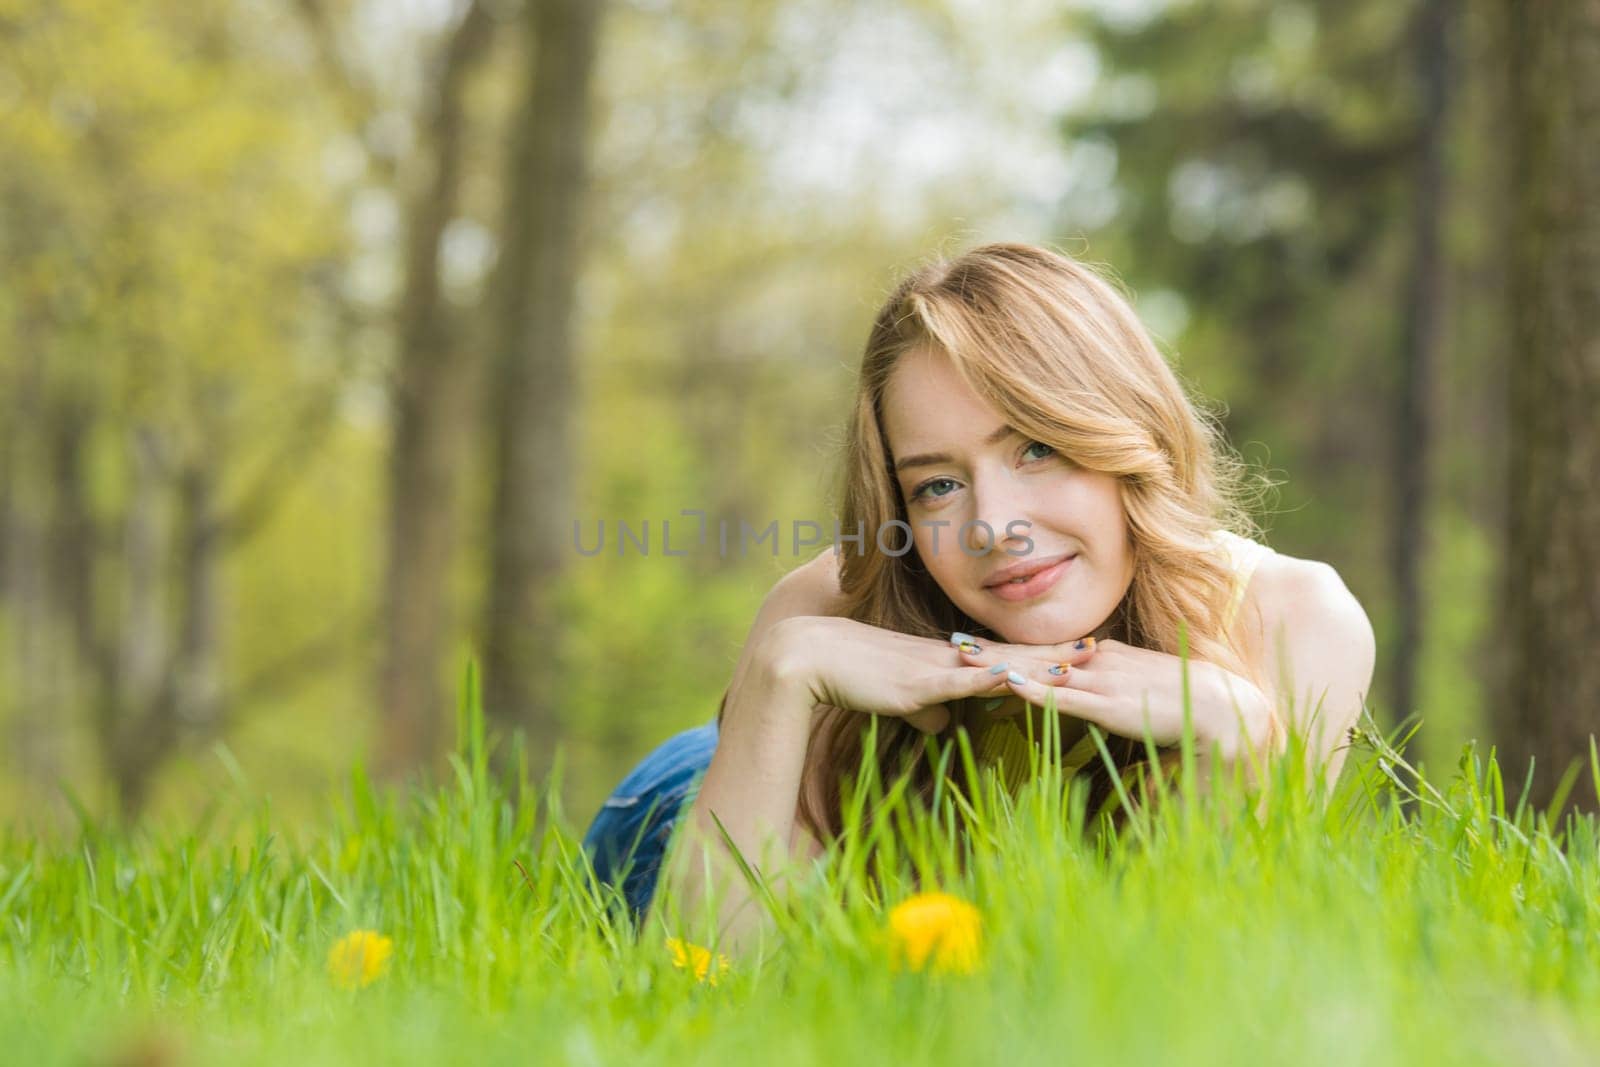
left=655, top=625, right=821, bottom=957
left=717, top=551, right=843, bottom=860
left=648, top=551, right=843, bottom=950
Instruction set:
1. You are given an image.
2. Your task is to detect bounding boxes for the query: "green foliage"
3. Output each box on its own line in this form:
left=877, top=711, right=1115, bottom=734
left=0, top=0, right=374, bottom=819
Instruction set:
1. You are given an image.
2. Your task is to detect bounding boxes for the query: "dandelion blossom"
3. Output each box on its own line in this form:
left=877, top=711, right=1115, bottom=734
left=887, top=892, right=983, bottom=975
left=666, top=936, right=731, bottom=986
left=327, top=929, right=394, bottom=989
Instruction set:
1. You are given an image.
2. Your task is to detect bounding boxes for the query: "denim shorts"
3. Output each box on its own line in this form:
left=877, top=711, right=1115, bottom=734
left=580, top=718, right=720, bottom=926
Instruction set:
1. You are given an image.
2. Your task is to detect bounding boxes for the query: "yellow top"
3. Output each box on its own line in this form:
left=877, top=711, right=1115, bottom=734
left=969, top=530, right=1271, bottom=799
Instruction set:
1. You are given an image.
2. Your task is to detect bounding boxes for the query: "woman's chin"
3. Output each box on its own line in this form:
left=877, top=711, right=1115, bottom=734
left=989, top=609, right=1090, bottom=647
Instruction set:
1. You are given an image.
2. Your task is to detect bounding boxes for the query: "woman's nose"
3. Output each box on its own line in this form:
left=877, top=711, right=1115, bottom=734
left=962, top=478, right=1031, bottom=556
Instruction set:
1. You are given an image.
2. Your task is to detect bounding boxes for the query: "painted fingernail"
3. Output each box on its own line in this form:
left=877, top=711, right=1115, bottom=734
left=950, top=632, right=976, bottom=646
left=1048, top=663, right=1070, bottom=677
left=1007, top=671, right=1027, bottom=685
left=988, top=662, right=1010, bottom=675
left=982, top=697, right=1005, bottom=711
left=957, top=641, right=982, bottom=655
left=1074, top=637, right=1095, bottom=651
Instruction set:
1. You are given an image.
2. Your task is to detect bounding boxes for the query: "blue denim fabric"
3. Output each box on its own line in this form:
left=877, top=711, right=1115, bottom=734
left=581, top=718, right=720, bottom=926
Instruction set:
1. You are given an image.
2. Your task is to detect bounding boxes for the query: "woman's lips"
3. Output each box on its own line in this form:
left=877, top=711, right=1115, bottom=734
left=985, top=555, right=1076, bottom=603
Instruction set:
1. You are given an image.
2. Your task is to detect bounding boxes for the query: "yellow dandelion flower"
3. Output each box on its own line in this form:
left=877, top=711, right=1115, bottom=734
left=327, top=929, right=394, bottom=989
left=665, top=936, right=731, bottom=986
left=886, top=891, right=984, bottom=975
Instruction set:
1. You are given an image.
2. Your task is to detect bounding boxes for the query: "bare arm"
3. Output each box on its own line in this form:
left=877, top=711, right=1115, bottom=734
left=648, top=552, right=842, bottom=950
left=654, top=629, right=819, bottom=957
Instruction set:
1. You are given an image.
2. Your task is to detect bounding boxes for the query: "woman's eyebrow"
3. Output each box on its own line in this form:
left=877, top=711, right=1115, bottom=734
left=893, top=424, right=1015, bottom=472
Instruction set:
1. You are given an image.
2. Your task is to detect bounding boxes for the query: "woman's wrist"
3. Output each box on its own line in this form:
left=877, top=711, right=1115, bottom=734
left=739, top=616, right=823, bottom=725
left=707, top=627, right=819, bottom=742
left=1195, top=666, right=1277, bottom=763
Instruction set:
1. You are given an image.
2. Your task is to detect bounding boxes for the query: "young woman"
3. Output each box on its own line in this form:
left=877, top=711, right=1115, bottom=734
left=580, top=243, right=1375, bottom=952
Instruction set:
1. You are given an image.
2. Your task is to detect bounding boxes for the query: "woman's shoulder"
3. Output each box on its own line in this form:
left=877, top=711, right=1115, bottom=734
left=1210, top=527, right=1273, bottom=571
left=1248, top=544, right=1355, bottom=612
left=1229, top=538, right=1373, bottom=665
left=755, top=549, right=845, bottom=624
left=769, top=549, right=845, bottom=615
left=1212, top=528, right=1344, bottom=598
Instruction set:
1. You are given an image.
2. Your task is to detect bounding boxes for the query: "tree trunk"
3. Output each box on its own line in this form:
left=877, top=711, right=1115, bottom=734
left=377, top=0, right=493, bottom=782
left=104, top=439, right=227, bottom=816
left=104, top=427, right=170, bottom=814
left=175, top=454, right=222, bottom=736
left=2, top=337, right=63, bottom=793
left=482, top=0, right=605, bottom=783
left=1389, top=0, right=1452, bottom=733
left=1496, top=0, right=1600, bottom=812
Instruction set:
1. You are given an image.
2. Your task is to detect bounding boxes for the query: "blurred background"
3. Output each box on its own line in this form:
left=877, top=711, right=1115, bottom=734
left=2, top=0, right=1594, bottom=830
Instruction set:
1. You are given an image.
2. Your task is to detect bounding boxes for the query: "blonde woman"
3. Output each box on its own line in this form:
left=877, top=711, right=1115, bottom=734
left=580, top=243, right=1375, bottom=952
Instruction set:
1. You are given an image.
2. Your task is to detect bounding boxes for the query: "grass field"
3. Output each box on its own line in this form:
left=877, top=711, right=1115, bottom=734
left=2, top=688, right=1597, bottom=1067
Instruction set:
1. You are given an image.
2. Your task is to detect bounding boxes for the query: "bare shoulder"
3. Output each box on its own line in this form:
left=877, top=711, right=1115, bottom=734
left=1231, top=545, right=1376, bottom=783
left=1242, top=549, right=1372, bottom=648
left=764, top=549, right=846, bottom=619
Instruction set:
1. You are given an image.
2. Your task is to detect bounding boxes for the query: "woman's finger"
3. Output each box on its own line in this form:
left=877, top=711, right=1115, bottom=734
left=1030, top=635, right=1099, bottom=671
left=998, top=667, right=1113, bottom=721
left=899, top=666, right=1009, bottom=729
left=951, top=633, right=1098, bottom=684
left=1032, top=659, right=1103, bottom=688
left=1044, top=635, right=1101, bottom=662
left=949, top=631, right=1098, bottom=671
left=962, top=654, right=1090, bottom=689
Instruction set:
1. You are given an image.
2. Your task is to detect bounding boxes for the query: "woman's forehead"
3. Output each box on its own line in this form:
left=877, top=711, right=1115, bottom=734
left=882, top=348, right=1008, bottom=457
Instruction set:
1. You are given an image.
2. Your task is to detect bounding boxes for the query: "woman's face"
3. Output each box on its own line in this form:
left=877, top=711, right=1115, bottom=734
left=881, top=347, right=1135, bottom=645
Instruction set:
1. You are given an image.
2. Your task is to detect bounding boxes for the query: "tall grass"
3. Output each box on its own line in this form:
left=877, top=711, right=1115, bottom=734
left=1, top=667, right=1596, bottom=1065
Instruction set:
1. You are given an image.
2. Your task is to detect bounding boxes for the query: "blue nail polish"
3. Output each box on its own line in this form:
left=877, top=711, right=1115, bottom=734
left=950, top=632, right=976, bottom=647
left=1048, top=664, right=1065, bottom=675
left=988, top=662, right=1009, bottom=675
left=1007, top=671, right=1027, bottom=685
left=982, top=697, right=1005, bottom=711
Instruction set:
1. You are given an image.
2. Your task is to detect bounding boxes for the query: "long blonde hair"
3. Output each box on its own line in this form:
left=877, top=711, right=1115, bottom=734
left=798, top=242, right=1264, bottom=841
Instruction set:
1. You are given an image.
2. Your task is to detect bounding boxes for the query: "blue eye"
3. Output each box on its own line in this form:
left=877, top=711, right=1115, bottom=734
left=1023, top=440, right=1055, bottom=462
left=911, top=477, right=959, bottom=502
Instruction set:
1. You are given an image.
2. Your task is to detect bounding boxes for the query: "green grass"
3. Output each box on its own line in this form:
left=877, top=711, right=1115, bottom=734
left=1, top=675, right=1597, bottom=1066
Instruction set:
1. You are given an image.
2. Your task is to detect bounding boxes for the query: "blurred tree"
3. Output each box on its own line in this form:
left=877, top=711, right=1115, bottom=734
left=482, top=0, right=606, bottom=781
left=291, top=0, right=505, bottom=781
left=0, top=0, right=350, bottom=813
left=1391, top=0, right=1453, bottom=738
left=376, top=0, right=493, bottom=780
left=1493, top=0, right=1600, bottom=811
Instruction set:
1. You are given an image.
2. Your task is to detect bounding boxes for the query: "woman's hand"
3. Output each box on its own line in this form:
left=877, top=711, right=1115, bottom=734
left=757, top=616, right=1096, bottom=734
left=952, top=636, right=1277, bottom=763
